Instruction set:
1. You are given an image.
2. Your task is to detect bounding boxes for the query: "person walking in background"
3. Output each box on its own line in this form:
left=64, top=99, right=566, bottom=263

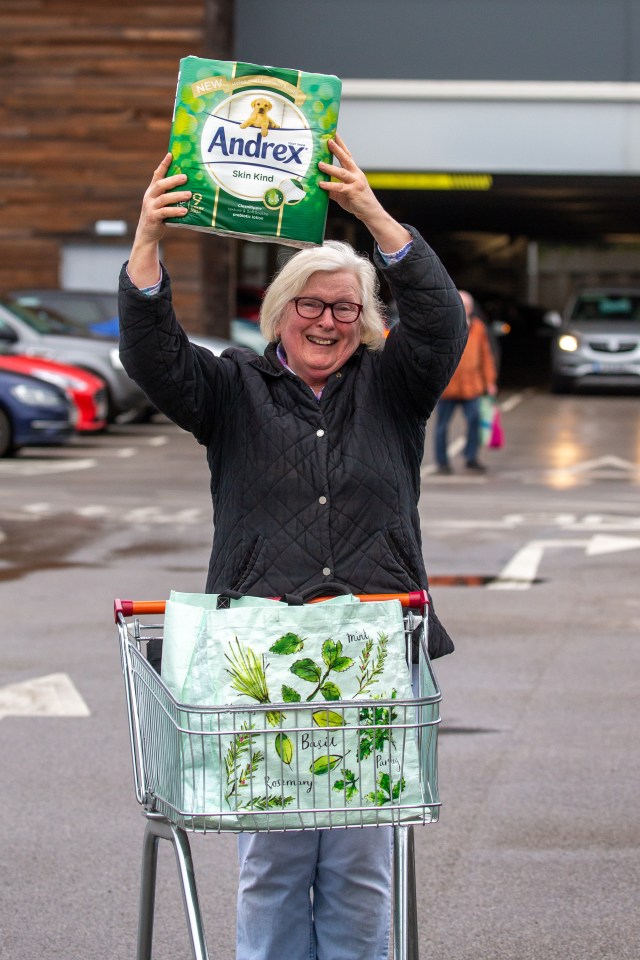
left=434, top=290, right=497, bottom=474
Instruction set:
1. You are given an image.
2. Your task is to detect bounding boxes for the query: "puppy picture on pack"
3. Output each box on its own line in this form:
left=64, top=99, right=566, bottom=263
left=240, top=98, right=280, bottom=137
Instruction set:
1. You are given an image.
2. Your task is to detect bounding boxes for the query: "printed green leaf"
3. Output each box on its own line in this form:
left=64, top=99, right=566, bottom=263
left=274, top=733, right=293, bottom=765
left=290, top=659, right=322, bottom=682
left=320, top=682, right=341, bottom=701
left=359, top=736, right=374, bottom=759
left=312, top=709, right=345, bottom=727
left=269, top=632, right=305, bottom=655
left=310, top=755, right=343, bottom=775
left=331, top=656, right=354, bottom=672
left=322, top=638, right=340, bottom=667
left=364, top=772, right=405, bottom=806
left=392, top=778, right=406, bottom=801
left=281, top=684, right=302, bottom=703
left=246, top=795, right=294, bottom=810
left=333, top=768, right=359, bottom=802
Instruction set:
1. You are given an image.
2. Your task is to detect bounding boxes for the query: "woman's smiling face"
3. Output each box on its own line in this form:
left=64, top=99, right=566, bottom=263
left=276, top=270, right=362, bottom=393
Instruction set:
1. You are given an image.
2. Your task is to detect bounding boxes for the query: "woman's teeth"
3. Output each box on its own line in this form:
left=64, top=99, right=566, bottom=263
left=307, top=336, right=335, bottom=345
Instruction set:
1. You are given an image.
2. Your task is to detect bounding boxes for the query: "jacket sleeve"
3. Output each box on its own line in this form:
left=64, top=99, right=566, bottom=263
left=118, top=263, right=238, bottom=445
left=480, top=322, right=498, bottom=391
left=375, top=226, right=467, bottom=420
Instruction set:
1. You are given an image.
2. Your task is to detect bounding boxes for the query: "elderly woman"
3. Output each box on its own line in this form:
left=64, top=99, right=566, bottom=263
left=119, top=134, right=466, bottom=960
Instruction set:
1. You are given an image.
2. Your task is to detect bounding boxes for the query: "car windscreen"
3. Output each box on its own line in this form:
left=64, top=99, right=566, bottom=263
left=571, top=294, right=640, bottom=321
left=0, top=300, right=100, bottom=337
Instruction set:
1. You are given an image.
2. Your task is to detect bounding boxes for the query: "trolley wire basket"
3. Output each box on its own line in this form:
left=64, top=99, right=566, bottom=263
left=114, top=593, right=442, bottom=960
left=115, top=594, right=441, bottom=833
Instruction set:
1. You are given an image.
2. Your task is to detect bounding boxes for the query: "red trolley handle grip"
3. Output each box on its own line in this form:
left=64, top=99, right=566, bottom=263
left=114, top=590, right=428, bottom=621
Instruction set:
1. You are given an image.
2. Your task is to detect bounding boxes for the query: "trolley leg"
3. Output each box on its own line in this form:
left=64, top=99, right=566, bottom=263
left=393, top=825, right=420, bottom=960
left=137, top=815, right=210, bottom=960
left=137, top=819, right=160, bottom=960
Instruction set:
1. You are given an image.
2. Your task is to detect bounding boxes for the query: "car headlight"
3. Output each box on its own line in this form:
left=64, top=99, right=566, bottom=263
left=558, top=333, right=579, bottom=352
left=10, top=382, right=66, bottom=407
left=110, top=348, right=125, bottom=370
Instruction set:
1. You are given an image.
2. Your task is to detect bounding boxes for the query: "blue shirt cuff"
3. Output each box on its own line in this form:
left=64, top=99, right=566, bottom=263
left=377, top=240, right=413, bottom=265
left=126, top=266, right=162, bottom=297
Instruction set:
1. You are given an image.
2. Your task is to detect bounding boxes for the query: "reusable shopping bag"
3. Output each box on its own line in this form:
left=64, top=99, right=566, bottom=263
left=479, top=394, right=495, bottom=447
left=160, top=591, right=427, bottom=829
left=488, top=408, right=505, bottom=449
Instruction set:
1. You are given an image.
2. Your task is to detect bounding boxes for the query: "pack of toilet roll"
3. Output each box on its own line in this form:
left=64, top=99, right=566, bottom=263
left=166, top=57, right=342, bottom=247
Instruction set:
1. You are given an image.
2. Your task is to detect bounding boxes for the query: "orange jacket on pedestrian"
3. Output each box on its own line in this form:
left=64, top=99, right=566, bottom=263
left=440, top=316, right=496, bottom=400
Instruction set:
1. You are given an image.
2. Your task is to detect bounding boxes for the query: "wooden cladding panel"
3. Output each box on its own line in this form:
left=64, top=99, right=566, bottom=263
left=0, top=0, right=227, bottom=326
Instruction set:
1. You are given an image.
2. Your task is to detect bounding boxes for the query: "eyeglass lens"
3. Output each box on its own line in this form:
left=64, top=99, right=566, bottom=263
left=294, top=298, right=361, bottom=322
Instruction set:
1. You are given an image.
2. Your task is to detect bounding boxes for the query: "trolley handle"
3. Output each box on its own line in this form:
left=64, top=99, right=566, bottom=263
left=114, top=591, right=429, bottom=622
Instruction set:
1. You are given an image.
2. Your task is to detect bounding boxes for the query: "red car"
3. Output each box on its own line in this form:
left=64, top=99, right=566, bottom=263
left=0, top=353, right=108, bottom=432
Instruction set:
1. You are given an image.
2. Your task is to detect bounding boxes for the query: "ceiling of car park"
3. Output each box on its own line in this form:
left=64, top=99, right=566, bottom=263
left=326, top=173, right=640, bottom=308
left=343, top=174, right=640, bottom=244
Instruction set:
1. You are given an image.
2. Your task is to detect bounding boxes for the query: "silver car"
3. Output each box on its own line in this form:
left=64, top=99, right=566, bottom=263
left=9, top=289, right=269, bottom=355
left=0, top=300, right=154, bottom=423
left=549, top=288, right=640, bottom=393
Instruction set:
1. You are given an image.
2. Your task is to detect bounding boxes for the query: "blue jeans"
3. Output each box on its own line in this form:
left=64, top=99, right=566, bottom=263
left=237, top=825, right=393, bottom=960
left=434, top=397, right=481, bottom=466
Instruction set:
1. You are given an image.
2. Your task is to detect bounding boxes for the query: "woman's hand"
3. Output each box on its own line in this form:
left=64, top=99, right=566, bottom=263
left=318, top=134, right=411, bottom=254
left=128, top=154, right=191, bottom=289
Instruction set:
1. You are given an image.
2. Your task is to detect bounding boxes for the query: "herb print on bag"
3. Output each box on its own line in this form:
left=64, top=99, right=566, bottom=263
left=219, top=627, right=413, bottom=814
left=165, top=594, right=430, bottom=827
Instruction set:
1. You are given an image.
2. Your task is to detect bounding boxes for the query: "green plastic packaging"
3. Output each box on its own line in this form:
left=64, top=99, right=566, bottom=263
left=166, top=57, right=342, bottom=248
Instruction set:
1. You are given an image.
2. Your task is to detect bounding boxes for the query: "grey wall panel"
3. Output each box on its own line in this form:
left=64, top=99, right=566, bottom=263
left=337, top=96, right=640, bottom=173
left=235, top=0, right=640, bottom=82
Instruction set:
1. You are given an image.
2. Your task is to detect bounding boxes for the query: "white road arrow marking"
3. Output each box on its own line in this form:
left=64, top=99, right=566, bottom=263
left=586, top=534, right=640, bottom=555
left=488, top=535, right=640, bottom=590
left=0, top=673, right=90, bottom=720
left=548, top=455, right=640, bottom=480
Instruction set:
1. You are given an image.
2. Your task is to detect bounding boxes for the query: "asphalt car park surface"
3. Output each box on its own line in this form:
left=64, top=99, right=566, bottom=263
left=1, top=388, right=639, bottom=960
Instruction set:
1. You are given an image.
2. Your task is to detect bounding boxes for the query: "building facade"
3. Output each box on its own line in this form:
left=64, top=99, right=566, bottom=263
left=2, top=0, right=640, bottom=335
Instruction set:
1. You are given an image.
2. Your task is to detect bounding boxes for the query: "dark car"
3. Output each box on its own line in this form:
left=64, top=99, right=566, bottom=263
left=0, top=368, right=74, bottom=457
left=472, top=291, right=554, bottom=386
left=0, top=351, right=107, bottom=433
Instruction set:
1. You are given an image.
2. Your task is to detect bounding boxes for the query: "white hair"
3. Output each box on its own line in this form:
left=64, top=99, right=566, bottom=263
left=259, top=240, right=387, bottom=349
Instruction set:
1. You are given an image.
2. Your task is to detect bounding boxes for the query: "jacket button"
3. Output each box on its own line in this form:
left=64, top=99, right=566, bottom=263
left=318, top=496, right=327, bottom=505
left=316, top=429, right=325, bottom=437
left=322, top=567, right=331, bottom=576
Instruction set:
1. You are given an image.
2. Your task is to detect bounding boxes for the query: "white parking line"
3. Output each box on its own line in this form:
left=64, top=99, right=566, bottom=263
left=0, top=458, right=97, bottom=476
left=0, top=503, right=208, bottom=525
left=499, top=390, right=529, bottom=412
left=0, top=433, right=171, bottom=476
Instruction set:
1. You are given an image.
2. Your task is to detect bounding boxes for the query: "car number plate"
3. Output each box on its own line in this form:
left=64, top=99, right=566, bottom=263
left=591, top=362, right=635, bottom=374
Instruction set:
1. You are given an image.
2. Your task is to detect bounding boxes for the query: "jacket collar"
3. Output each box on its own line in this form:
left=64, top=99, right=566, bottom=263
left=248, top=341, right=284, bottom=377
left=249, top=341, right=366, bottom=379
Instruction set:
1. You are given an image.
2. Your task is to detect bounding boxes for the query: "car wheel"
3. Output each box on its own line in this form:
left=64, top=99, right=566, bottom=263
left=0, top=407, right=16, bottom=457
left=551, top=373, right=573, bottom=394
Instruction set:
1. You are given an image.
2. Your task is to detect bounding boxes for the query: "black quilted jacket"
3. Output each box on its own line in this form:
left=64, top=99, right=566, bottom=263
left=118, top=227, right=467, bottom=658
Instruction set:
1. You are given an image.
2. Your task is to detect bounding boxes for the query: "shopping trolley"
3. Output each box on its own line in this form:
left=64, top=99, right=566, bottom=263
left=114, top=591, right=442, bottom=960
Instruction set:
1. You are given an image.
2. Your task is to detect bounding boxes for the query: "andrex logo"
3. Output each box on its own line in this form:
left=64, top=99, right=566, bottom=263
left=206, top=126, right=305, bottom=164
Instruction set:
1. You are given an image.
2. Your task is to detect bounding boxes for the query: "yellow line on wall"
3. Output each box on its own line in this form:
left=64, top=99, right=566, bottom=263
left=366, top=172, right=493, bottom=190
